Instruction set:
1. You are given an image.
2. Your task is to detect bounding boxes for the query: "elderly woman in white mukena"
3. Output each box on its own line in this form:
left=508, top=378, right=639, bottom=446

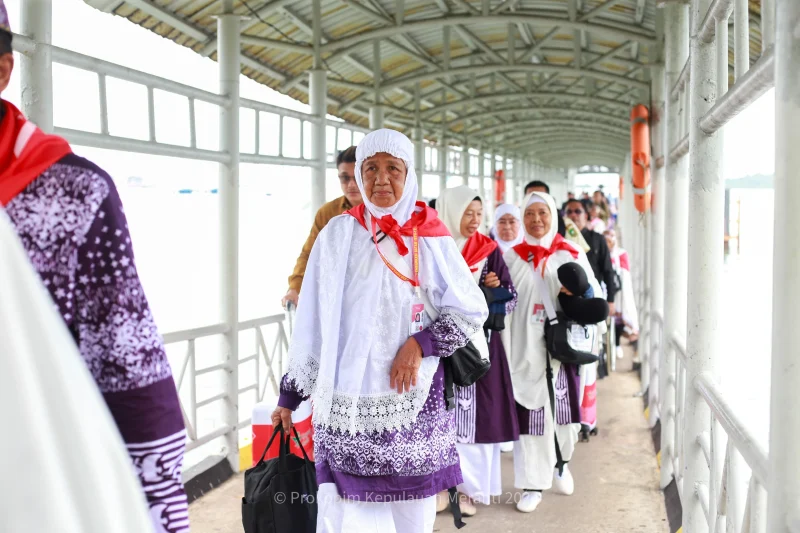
left=273, top=129, right=488, bottom=533
left=501, top=191, right=603, bottom=514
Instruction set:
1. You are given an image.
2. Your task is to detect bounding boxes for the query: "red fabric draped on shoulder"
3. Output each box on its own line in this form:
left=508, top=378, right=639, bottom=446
left=512, top=233, right=579, bottom=268
left=347, top=201, right=451, bottom=240
left=0, top=100, right=72, bottom=206
left=461, top=232, right=497, bottom=272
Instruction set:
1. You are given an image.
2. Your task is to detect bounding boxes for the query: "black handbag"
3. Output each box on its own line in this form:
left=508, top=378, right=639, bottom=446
left=242, top=425, right=317, bottom=533
left=530, top=260, right=600, bottom=366
left=544, top=311, right=600, bottom=366
left=443, top=340, right=491, bottom=410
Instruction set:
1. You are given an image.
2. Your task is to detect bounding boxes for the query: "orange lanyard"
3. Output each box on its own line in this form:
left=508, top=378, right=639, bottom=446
left=370, top=217, right=420, bottom=288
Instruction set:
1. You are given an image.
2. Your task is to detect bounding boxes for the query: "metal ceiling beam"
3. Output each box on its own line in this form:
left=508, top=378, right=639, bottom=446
left=321, top=14, right=657, bottom=57
left=120, top=0, right=289, bottom=82
left=578, top=0, right=627, bottom=22
left=339, top=0, right=392, bottom=24
left=468, top=118, right=628, bottom=138
left=123, top=0, right=209, bottom=42
left=583, top=40, right=633, bottom=69
left=511, top=137, right=629, bottom=150
left=451, top=106, right=629, bottom=128
left=239, top=35, right=312, bottom=54
left=338, top=57, right=648, bottom=115
left=420, top=92, right=631, bottom=118
left=376, top=63, right=650, bottom=93
left=199, top=0, right=296, bottom=57
left=505, top=131, right=629, bottom=150
left=493, top=0, right=522, bottom=14
left=518, top=27, right=561, bottom=63
left=451, top=0, right=480, bottom=15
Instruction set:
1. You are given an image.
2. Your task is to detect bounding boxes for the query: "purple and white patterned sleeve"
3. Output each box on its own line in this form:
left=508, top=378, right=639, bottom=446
left=413, top=311, right=473, bottom=357
left=74, top=178, right=189, bottom=533
left=278, top=374, right=308, bottom=411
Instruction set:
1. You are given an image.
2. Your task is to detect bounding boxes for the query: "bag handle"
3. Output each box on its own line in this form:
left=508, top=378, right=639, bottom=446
left=528, top=254, right=568, bottom=475
left=256, top=424, right=313, bottom=468
left=528, top=253, right=558, bottom=323
left=256, top=424, right=286, bottom=466
left=544, top=352, right=567, bottom=476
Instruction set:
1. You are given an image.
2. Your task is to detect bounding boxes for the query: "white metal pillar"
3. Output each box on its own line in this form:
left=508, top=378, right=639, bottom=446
left=491, top=149, right=498, bottom=206
left=370, top=39, right=383, bottom=130
left=683, top=0, right=725, bottom=529
left=310, top=70, right=327, bottom=215
left=439, top=131, right=448, bottom=193
left=659, top=0, right=689, bottom=490
left=218, top=2, right=241, bottom=473
left=414, top=126, right=424, bottom=199
left=462, top=142, right=470, bottom=186
left=648, top=63, right=666, bottom=428
left=478, top=145, right=487, bottom=223
left=768, top=1, right=800, bottom=531
left=369, top=106, right=384, bottom=130
left=20, top=0, right=53, bottom=132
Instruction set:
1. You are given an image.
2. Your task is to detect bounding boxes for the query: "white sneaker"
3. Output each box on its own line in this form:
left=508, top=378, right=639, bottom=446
left=516, top=491, right=542, bottom=513
left=616, top=345, right=624, bottom=359
left=552, top=465, right=575, bottom=495
left=500, top=441, right=514, bottom=453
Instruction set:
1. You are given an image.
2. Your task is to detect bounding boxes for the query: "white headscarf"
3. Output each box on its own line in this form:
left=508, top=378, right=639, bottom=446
left=493, top=203, right=523, bottom=253
left=355, top=129, right=419, bottom=226
left=286, top=130, right=488, bottom=435
left=521, top=191, right=559, bottom=247
left=436, top=185, right=479, bottom=250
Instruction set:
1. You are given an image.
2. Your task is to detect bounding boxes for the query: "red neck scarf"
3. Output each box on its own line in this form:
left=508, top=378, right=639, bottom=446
left=461, top=232, right=498, bottom=272
left=0, top=100, right=72, bottom=206
left=347, top=201, right=450, bottom=255
left=513, top=233, right=578, bottom=268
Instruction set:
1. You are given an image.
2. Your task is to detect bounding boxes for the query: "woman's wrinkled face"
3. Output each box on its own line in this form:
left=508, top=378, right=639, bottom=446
left=497, top=214, right=520, bottom=242
left=524, top=202, right=552, bottom=240
left=460, top=200, right=483, bottom=239
left=362, top=153, right=407, bottom=208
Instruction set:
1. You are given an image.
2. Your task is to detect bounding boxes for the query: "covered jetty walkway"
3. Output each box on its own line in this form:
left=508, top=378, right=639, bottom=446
left=8, top=0, right=800, bottom=532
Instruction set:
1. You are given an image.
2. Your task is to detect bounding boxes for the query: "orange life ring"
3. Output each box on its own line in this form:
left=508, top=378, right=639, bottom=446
left=630, top=104, right=651, bottom=213
left=494, top=169, right=506, bottom=205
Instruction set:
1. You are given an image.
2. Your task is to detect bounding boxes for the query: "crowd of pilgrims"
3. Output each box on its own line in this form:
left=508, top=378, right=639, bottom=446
left=276, top=129, right=641, bottom=532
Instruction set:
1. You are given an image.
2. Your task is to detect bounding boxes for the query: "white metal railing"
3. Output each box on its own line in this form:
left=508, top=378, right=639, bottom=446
left=162, top=313, right=289, bottom=454
left=12, top=32, right=371, bottom=168
left=657, top=323, right=769, bottom=533
left=636, top=1, right=788, bottom=531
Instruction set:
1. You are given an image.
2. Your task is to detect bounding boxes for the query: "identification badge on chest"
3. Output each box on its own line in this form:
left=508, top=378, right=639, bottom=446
left=409, top=293, right=430, bottom=336
left=531, top=303, right=547, bottom=325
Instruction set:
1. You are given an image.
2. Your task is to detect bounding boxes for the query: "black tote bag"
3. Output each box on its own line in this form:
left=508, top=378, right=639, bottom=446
left=242, top=425, right=317, bottom=533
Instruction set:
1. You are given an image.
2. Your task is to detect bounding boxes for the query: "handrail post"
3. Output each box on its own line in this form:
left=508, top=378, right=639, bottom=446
left=649, top=57, right=666, bottom=427
left=660, top=0, right=690, bottom=490
left=20, top=0, right=53, bottom=133
left=683, top=0, right=726, bottom=530
left=767, top=1, right=800, bottom=531
left=218, top=1, right=241, bottom=473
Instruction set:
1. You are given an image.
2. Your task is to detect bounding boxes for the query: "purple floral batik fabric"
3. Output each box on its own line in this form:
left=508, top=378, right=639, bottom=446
left=6, top=154, right=189, bottom=533
left=279, top=309, right=475, bottom=500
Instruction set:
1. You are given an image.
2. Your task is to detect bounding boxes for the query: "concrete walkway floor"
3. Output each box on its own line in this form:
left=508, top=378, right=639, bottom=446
left=189, top=349, right=668, bottom=533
